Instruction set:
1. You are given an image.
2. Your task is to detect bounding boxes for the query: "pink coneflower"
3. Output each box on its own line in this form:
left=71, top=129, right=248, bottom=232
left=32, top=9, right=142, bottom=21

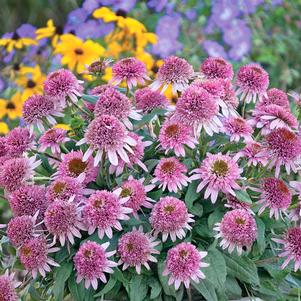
left=74, top=241, right=117, bottom=290
left=163, top=242, right=208, bottom=290
left=0, top=156, right=41, bottom=193
left=192, top=79, right=225, bottom=100
left=135, top=87, right=169, bottom=113
left=235, top=63, right=269, bottom=103
left=289, top=91, right=301, bottom=107
left=7, top=213, right=38, bottom=247
left=19, top=237, right=59, bottom=278
left=222, top=117, right=253, bottom=142
left=219, top=80, right=239, bottom=117
left=190, top=153, right=242, bottom=203
left=159, top=119, right=197, bottom=157
left=39, top=128, right=70, bottom=154
left=94, top=86, right=141, bottom=129
left=257, top=88, right=289, bottom=109
left=117, top=226, right=160, bottom=273
left=200, top=57, right=234, bottom=80
left=111, top=57, right=149, bottom=89
left=273, top=228, right=301, bottom=271
left=44, top=199, right=84, bottom=246
left=44, top=68, right=83, bottom=105
left=175, top=85, right=221, bottom=137
left=254, top=178, right=292, bottom=220
left=57, top=151, right=97, bottom=184
left=22, top=95, right=63, bottom=134
left=114, top=177, right=155, bottom=218
left=0, top=271, right=19, bottom=301
left=150, top=56, right=194, bottom=94
left=264, top=128, right=301, bottom=177
left=289, top=181, right=301, bottom=199
left=214, top=209, right=257, bottom=255
left=150, top=196, right=194, bottom=242
left=224, top=194, right=253, bottom=214
left=152, top=157, right=190, bottom=193
left=288, top=203, right=301, bottom=224
left=234, top=141, right=268, bottom=167
left=46, top=176, right=85, bottom=203
left=82, top=190, right=132, bottom=239
left=6, top=127, right=34, bottom=157
left=78, top=115, right=136, bottom=167
left=9, top=185, right=47, bottom=219
left=0, top=137, right=7, bottom=157
left=108, top=132, right=148, bottom=176
left=253, top=104, right=297, bottom=135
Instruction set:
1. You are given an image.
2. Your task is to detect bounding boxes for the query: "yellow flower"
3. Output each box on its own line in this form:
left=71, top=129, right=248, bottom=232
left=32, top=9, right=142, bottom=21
left=0, top=122, right=9, bottom=135
left=54, top=34, right=105, bottom=73
left=102, top=67, right=113, bottom=83
left=54, top=124, right=71, bottom=131
left=0, top=92, right=23, bottom=120
left=164, top=85, right=178, bottom=105
left=15, top=65, right=46, bottom=101
left=36, top=19, right=62, bottom=46
left=0, top=32, right=37, bottom=52
left=135, top=51, right=155, bottom=71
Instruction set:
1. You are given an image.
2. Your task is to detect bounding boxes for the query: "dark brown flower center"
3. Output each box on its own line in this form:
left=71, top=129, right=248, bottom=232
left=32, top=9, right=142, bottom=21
left=53, top=182, right=66, bottom=194
left=68, top=158, right=87, bottom=176
left=164, top=205, right=175, bottom=214
left=277, top=181, right=289, bottom=194
left=12, top=32, right=20, bottom=40
left=55, top=26, right=63, bottom=35
left=13, top=63, right=20, bottom=71
left=116, top=9, right=127, bottom=18
left=235, top=217, right=246, bottom=225
left=126, top=242, right=134, bottom=251
left=84, top=249, right=93, bottom=258
left=27, top=79, right=36, bottom=88
left=93, top=199, right=104, bottom=209
left=212, top=160, right=229, bottom=177
left=165, top=124, right=180, bottom=137
left=179, top=249, right=189, bottom=258
left=21, top=246, right=32, bottom=257
left=251, top=66, right=263, bottom=75
left=6, top=102, right=16, bottom=110
left=161, top=161, right=176, bottom=174
left=74, top=48, right=84, bottom=55
left=121, top=187, right=132, bottom=198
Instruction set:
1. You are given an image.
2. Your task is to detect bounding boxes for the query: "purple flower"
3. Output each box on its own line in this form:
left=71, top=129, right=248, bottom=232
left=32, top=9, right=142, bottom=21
left=75, top=20, right=114, bottom=39
left=222, top=19, right=252, bottom=45
left=202, top=41, right=228, bottom=58
left=101, top=0, right=137, bottom=12
left=239, top=0, right=264, bottom=14
left=17, top=24, right=36, bottom=38
left=211, top=0, right=240, bottom=28
left=147, top=0, right=169, bottom=12
left=67, top=8, right=88, bottom=27
left=82, top=0, right=101, bottom=13
left=185, top=9, right=197, bottom=21
left=0, top=77, right=5, bottom=93
left=228, top=40, right=252, bottom=61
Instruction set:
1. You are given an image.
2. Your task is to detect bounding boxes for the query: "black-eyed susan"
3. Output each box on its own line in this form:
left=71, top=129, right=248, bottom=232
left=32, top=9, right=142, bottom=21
left=54, top=34, right=105, bottom=73
left=0, top=32, right=37, bottom=52
left=0, top=122, right=9, bottom=135
left=0, top=92, right=23, bottom=120
left=35, top=19, right=63, bottom=47
left=15, top=65, right=46, bottom=100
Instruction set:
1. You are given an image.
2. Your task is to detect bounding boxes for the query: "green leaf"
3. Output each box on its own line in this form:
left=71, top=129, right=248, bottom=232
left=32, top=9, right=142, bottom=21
left=254, top=217, right=266, bottom=255
left=224, top=254, right=260, bottom=286
left=157, top=261, right=184, bottom=300
left=68, top=273, right=94, bottom=301
left=136, top=108, right=167, bottom=125
left=94, top=276, right=117, bottom=297
left=235, top=190, right=253, bottom=204
left=53, top=262, right=73, bottom=301
left=224, top=276, right=242, bottom=299
left=185, top=181, right=200, bottom=209
left=81, top=94, right=98, bottom=104
left=148, top=278, right=162, bottom=299
left=205, top=248, right=227, bottom=290
left=192, top=279, right=218, bottom=301
left=129, top=274, right=148, bottom=301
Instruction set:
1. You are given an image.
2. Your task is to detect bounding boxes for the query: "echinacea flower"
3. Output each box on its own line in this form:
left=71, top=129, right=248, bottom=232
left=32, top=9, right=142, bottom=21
left=38, top=128, right=70, bottom=154
left=150, top=196, right=194, bottom=242
left=190, top=153, right=242, bottom=203
left=111, top=57, right=150, bottom=88
left=9, top=185, right=47, bottom=219
left=152, top=157, right=190, bottom=193
left=0, top=156, right=41, bottom=193
left=7, top=214, right=38, bottom=247
left=54, top=34, right=105, bottom=73
left=79, top=114, right=136, bottom=167
left=219, top=80, right=239, bottom=117
left=254, top=178, right=291, bottom=220
left=234, top=141, right=268, bottom=167
left=44, top=199, right=84, bottom=246
left=135, top=87, right=169, bottom=112
left=175, top=85, right=221, bottom=137
left=162, top=242, right=208, bottom=290
left=46, top=176, right=85, bottom=203
left=0, top=271, right=20, bottom=301
left=273, top=227, right=301, bottom=271
left=6, top=127, right=34, bottom=157
left=159, top=118, right=197, bottom=157
left=108, top=132, right=148, bottom=175
left=235, top=63, right=269, bottom=103
left=222, top=117, right=253, bottom=142
left=82, top=190, right=132, bottom=239
left=44, top=68, right=83, bottom=105
left=257, top=88, right=289, bottom=109
left=22, top=95, right=63, bottom=134
left=114, top=177, right=155, bottom=218
left=264, top=128, right=301, bottom=177
left=74, top=241, right=117, bottom=289
left=214, top=209, right=257, bottom=255
left=0, top=137, right=7, bottom=157
left=19, top=237, right=59, bottom=278
left=117, top=226, right=160, bottom=273
left=150, top=56, right=194, bottom=94
left=94, top=86, right=141, bottom=129
left=57, top=150, right=98, bottom=184
left=200, top=56, right=233, bottom=80
left=224, top=194, right=253, bottom=214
